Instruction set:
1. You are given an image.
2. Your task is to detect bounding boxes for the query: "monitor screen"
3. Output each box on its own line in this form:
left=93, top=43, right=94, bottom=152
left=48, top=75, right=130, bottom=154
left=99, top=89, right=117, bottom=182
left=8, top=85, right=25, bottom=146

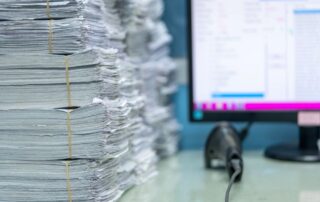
left=190, top=0, right=320, bottom=120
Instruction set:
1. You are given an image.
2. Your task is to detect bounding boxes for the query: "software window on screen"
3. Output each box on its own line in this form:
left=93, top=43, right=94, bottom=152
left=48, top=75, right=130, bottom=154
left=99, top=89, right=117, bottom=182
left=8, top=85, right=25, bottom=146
left=192, top=0, right=320, bottom=111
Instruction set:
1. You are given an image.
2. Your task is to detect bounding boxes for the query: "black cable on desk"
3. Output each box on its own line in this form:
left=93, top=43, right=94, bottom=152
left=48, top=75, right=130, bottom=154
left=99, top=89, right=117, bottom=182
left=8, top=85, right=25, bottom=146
left=239, top=121, right=253, bottom=141
left=225, top=159, right=242, bottom=202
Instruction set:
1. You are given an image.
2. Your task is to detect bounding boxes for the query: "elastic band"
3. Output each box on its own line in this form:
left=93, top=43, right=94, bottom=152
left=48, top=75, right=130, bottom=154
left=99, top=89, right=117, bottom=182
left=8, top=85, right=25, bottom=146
left=46, top=0, right=52, bottom=19
left=64, top=161, right=73, bottom=202
left=48, top=20, right=53, bottom=54
left=46, top=0, right=53, bottom=53
left=66, top=111, right=73, bottom=159
left=64, top=56, right=73, bottom=108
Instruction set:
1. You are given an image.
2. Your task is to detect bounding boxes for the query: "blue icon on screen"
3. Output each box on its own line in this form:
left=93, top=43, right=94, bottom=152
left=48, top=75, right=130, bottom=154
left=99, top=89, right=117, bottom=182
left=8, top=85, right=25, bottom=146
left=193, top=110, right=204, bottom=120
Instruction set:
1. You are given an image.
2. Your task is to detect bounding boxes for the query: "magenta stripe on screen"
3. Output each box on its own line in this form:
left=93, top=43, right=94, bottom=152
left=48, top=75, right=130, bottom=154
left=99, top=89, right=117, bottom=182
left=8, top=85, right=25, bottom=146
left=202, top=103, right=209, bottom=111
left=211, top=103, right=217, bottom=111
left=244, top=103, right=320, bottom=111
left=222, top=103, right=228, bottom=111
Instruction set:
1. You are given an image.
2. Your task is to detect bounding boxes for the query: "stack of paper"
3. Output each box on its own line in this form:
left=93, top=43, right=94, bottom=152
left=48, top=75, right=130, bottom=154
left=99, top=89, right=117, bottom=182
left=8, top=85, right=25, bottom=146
left=117, top=151, right=137, bottom=192
left=0, top=0, right=87, bottom=20
left=117, top=0, right=180, bottom=158
left=0, top=0, right=136, bottom=201
left=102, top=0, right=127, bottom=53
left=141, top=58, right=181, bottom=157
left=0, top=100, right=135, bottom=159
left=0, top=98, right=133, bottom=201
left=0, top=0, right=177, bottom=200
left=0, top=158, right=121, bottom=202
left=0, top=0, right=123, bottom=54
left=79, top=0, right=159, bottom=192
left=0, top=49, right=120, bottom=109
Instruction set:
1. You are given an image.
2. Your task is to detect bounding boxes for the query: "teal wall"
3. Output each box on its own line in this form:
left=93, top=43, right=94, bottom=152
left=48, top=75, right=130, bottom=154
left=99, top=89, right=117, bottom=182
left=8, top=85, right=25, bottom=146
left=164, top=0, right=299, bottom=150
left=163, top=0, right=187, bottom=57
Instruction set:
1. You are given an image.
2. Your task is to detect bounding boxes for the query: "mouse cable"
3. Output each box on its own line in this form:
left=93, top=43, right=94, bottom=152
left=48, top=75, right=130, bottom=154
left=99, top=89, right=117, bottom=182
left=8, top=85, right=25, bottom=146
left=225, top=159, right=242, bottom=202
left=239, top=121, right=253, bottom=141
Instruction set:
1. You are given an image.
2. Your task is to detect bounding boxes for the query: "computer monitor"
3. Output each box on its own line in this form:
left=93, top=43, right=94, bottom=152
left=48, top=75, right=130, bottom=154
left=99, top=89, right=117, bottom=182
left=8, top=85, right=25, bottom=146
left=188, top=0, right=320, bottom=162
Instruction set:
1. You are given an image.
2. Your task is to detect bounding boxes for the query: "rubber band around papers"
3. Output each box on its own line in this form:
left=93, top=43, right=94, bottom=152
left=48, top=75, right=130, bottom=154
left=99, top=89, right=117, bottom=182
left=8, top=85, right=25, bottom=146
left=46, top=0, right=53, bottom=53
left=64, top=161, right=73, bottom=202
left=65, top=55, right=73, bottom=201
left=66, top=111, right=73, bottom=159
left=64, top=56, right=73, bottom=108
left=47, top=2, right=72, bottom=201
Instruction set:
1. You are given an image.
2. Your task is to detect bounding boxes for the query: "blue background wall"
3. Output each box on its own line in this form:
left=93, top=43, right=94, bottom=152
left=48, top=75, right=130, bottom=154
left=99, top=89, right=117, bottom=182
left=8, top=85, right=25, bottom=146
left=163, top=0, right=299, bottom=150
left=163, top=0, right=187, bottom=57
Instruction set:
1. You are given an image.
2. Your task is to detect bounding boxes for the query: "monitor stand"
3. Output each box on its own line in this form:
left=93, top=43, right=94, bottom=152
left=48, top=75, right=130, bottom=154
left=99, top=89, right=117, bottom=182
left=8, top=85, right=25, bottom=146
left=265, top=127, right=320, bottom=162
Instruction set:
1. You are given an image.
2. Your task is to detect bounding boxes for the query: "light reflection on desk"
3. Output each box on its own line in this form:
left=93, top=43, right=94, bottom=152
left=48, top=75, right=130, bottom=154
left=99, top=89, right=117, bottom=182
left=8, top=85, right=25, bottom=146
left=119, top=151, right=320, bottom=202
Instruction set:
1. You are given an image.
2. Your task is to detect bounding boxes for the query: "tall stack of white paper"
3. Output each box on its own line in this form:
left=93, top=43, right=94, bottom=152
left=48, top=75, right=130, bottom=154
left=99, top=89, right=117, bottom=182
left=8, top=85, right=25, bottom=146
left=0, top=0, right=138, bottom=201
left=0, top=158, right=120, bottom=202
left=117, top=0, right=181, bottom=158
left=0, top=0, right=128, bottom=54
left=0, top=0, right=178, bottom=200
left=0, top=103, right=132, bottom=160
left=0, top=50, right=120, bottom=109
left=101, top=0, right=126, bottom=53
left=97, top=0, right=160, bottom=193
left=119, top=60, right=159, bottom=185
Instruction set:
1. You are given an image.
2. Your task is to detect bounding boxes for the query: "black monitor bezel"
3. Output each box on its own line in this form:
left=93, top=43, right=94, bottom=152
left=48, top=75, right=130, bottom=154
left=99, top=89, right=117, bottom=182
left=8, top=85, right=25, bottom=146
left=187, top=0, right=298, bottom=123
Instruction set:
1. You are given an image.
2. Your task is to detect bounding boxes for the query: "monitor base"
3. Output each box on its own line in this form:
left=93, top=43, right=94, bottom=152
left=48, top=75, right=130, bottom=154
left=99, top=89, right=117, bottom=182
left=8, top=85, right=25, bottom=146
left=265, top=144, right=320, bottom=162
left=265, top=126, right=320, bottom=162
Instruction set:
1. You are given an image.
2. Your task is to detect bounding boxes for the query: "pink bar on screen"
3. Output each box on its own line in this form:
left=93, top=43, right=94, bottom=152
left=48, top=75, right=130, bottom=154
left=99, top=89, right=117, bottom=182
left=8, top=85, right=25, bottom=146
left=202, top=103, right=209, bottom=111
left=244, top=103, right=320, bottom=111
left=211, top=103, right=217, bottom=111
left=222, top=103, right=228, bottom=111
left=231, top=103, right=237, bottom=111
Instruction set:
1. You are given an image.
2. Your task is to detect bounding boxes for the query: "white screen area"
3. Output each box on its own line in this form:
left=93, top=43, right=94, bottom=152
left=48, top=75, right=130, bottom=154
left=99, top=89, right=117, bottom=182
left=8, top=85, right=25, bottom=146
left=192, top=0, right=320, bottom=111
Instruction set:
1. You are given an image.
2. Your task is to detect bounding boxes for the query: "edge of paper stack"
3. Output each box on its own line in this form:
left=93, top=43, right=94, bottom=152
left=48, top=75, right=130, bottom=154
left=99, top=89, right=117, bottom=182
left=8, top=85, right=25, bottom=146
left=0, top=0, right=180, bottom=201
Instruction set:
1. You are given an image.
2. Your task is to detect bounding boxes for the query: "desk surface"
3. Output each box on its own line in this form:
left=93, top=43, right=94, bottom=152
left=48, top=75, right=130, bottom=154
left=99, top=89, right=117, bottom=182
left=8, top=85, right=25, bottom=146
left=119, top=151, right=320, bottom=202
